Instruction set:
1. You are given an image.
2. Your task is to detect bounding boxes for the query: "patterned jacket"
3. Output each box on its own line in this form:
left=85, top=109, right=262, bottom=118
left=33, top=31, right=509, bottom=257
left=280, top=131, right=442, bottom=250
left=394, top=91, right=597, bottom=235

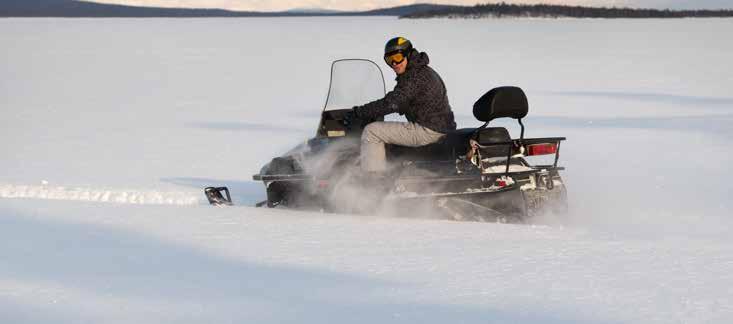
left=353, top=49, right=457, bottom=133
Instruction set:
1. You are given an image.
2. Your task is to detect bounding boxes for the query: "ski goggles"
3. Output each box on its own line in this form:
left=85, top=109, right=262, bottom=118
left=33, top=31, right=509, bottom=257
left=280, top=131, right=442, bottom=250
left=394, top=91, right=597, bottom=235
left=384, top=51, right=406, bottom=66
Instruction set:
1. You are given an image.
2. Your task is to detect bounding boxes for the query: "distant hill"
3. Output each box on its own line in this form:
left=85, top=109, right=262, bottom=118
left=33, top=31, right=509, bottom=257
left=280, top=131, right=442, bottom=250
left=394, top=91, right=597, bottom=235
left=0, top=0, right=461, bottom=17
left=3, top=1, right=731, bottom=18
left=283, top=7, right=345, bottom=14
left=1, top=0, right=233, bottom=17
left=0, top=0, right=258, bottom=17
left=359, top=4, right=464, bottom=16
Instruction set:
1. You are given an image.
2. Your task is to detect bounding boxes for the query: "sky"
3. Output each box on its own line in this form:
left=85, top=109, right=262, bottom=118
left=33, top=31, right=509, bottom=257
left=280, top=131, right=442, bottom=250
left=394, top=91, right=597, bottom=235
left=88, top=1, right=733, bottom=12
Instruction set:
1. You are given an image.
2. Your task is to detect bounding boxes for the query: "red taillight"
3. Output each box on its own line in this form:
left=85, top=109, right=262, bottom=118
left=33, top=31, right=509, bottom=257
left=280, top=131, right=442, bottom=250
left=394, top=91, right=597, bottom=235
left=526, top=143, right=557, bottom=156
left=317, top=180, right=329, bottom=189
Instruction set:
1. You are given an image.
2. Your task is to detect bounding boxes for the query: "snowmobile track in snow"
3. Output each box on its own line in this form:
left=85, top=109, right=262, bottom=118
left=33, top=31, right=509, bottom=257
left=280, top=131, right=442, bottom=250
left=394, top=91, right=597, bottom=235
left=0, top=183, right=200, bottom=206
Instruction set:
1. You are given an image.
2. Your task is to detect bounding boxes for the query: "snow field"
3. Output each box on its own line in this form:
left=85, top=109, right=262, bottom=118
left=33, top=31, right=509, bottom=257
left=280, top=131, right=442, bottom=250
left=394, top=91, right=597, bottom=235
left=3, top=199, right=732, bottom=323
left=1, top=17, right=733, bottom=323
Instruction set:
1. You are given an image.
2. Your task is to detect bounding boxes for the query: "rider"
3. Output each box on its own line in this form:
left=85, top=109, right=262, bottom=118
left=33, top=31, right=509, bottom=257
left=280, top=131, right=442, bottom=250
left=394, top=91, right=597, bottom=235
left=350, top=37, right=457, bottom=175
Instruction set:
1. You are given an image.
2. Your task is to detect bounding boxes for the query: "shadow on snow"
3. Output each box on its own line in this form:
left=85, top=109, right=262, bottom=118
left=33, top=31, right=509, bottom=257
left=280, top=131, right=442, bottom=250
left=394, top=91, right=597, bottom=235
left=547, top=90, right=733, bottom=108
left=0, top=204, right=617, bottom=324
left=527, top=114, right=733, bottom=138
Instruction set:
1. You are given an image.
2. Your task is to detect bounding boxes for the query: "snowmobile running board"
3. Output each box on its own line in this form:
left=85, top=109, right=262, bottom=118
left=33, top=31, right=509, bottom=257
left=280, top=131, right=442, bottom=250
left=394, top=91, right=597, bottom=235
left=253, top=167, right=565, bottom=183
left=386, top=184, right=519, bottom=200
left=252, top=174, right=312, bottom=181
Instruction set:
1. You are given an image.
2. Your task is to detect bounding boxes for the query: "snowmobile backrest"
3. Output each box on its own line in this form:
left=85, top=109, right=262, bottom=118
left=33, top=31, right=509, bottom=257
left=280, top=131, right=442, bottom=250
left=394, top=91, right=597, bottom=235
left=473, top=86, right=528, bottom=122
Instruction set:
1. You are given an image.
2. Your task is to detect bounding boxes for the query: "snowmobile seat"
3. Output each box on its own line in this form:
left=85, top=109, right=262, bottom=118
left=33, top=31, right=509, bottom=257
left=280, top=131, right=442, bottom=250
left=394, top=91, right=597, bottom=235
left=387, top=126, right=511, bottom=161
left=439, top=127, right=511, bottom=156
left=387, top=86, right=526, bottom=162
left=439, top=126, right=512, bottom=158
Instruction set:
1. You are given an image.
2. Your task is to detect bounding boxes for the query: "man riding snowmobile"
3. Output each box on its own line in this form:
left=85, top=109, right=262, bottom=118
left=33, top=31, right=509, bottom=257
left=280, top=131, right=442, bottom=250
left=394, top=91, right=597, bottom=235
left=206, top=40, right=568, bottom=223
left=347, top=37, right=457, bottom=176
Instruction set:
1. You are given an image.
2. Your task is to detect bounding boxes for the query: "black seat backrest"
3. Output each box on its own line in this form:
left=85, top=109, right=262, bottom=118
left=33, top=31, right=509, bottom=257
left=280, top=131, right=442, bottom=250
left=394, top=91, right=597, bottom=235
left=473, top=86, right=528, bottom=122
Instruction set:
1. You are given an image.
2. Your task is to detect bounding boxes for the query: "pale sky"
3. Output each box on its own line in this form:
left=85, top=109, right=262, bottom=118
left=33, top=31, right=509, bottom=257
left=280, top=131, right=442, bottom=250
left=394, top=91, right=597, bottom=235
left=88, top=1, right=733, bottom=12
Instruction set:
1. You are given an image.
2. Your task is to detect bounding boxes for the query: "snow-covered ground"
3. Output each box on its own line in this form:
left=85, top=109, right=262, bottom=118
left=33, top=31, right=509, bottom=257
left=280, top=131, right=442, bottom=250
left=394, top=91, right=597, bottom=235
left=2, top=17, right=732, bottom=323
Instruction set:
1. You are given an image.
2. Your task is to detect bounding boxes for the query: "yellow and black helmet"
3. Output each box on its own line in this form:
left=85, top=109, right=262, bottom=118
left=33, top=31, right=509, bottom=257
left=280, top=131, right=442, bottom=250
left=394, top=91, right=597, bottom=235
left=384, top=37, right=413, bottom=55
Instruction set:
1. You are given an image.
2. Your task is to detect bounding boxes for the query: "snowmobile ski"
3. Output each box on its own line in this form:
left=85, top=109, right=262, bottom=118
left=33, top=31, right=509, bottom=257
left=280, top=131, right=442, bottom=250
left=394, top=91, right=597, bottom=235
left=204, top=186, right=233, bottom=206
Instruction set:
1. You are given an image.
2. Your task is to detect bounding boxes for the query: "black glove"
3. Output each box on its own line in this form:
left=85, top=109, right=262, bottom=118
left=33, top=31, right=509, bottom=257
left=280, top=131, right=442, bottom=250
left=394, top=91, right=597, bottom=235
left=342, top=109, right=358, bottom=130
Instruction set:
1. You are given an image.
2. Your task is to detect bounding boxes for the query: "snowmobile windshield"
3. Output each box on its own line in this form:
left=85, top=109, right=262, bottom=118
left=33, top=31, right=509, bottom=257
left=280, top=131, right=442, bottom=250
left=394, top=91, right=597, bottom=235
left=323, top=59, right=386, bottom=111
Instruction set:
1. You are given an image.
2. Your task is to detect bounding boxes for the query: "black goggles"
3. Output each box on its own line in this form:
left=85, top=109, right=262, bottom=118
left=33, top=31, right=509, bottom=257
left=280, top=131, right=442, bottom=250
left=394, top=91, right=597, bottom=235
left=384, top=51, right=406, bottom=66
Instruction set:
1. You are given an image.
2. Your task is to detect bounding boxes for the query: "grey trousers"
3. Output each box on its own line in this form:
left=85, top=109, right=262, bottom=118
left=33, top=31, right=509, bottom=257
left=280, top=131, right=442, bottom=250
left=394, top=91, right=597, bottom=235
left=361, top=121, right=445, bottom=173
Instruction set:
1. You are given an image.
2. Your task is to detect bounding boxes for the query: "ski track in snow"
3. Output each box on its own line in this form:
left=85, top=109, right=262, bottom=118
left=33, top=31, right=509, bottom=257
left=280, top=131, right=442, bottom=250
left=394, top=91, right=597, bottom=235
left=0, top=183, right=201, bottom=206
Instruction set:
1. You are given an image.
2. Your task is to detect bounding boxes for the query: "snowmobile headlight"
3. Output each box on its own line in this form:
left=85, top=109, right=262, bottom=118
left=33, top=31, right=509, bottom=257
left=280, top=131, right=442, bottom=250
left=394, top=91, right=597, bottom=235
left=327, top=130, right=346, bottom=137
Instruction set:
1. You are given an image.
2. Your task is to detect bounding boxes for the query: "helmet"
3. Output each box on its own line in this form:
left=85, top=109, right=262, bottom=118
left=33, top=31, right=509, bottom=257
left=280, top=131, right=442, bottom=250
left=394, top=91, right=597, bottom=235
left=384, top=37, right=413, bottom=55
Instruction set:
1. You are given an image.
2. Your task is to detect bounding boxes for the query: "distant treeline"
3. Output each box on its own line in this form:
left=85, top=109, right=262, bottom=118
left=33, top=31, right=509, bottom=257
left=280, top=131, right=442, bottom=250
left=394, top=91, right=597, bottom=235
left=402, top=2, right=733, bottom=19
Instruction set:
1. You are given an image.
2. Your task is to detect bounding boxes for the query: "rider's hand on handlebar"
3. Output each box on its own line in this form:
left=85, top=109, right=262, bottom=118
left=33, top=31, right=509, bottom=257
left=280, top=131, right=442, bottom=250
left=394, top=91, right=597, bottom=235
left=343, top=109, right=357, bottom=130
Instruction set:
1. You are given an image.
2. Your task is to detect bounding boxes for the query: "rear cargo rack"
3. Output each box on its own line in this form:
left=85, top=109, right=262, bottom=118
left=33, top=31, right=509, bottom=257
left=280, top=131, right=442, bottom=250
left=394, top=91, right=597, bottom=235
left=470, top=136, right=565, bottom=177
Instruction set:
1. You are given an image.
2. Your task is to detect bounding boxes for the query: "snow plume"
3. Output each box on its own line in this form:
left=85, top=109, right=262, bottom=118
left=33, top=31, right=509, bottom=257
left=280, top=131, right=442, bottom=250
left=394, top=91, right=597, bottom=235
left=296, top=138, right=444, bottom=219
left=298, top=138, right=382, bottom=214
left=327, top=172, right=454, bottom=221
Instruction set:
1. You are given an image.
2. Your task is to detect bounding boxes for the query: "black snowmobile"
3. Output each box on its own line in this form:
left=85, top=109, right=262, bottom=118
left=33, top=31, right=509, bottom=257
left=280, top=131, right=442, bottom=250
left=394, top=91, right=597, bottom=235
left=206, top=59, right=567, bottom=223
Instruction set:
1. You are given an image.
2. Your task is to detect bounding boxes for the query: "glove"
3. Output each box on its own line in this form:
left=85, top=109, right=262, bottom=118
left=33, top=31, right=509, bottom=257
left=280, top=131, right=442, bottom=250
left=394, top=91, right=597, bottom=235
left=342, top=109, right=358, bottom=130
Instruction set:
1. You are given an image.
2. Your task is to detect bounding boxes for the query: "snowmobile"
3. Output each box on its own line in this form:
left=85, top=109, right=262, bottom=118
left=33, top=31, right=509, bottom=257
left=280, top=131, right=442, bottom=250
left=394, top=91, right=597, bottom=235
left=206, top=59, right=568, bottom=223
